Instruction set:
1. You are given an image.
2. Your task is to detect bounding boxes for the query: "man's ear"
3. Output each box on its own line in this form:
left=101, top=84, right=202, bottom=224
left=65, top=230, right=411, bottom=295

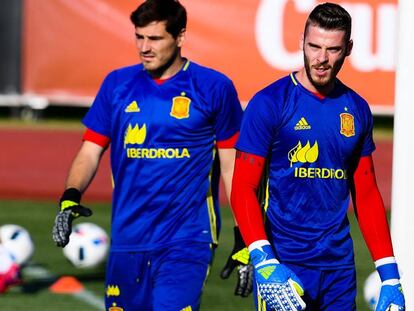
left=300, top=33, right=304, bottom=51
left=346, top=39, right=353, bottom=56
left=177, top=29, right=186, bottom=47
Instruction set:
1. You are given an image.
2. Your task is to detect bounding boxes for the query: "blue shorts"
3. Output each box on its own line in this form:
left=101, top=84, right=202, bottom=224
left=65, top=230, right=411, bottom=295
left=254, top=263, right=356, bottom=311
left=105, top=242, right=213, bottom=311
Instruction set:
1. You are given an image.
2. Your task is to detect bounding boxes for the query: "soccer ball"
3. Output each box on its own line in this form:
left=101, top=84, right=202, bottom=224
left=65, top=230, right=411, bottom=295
left=363, top=270, right=381, bottom=310
left=0, top=224, right=34, bottom=265
left=63, top=222, right=109, bottom=268
left=0, top=244, right=21, bottom=293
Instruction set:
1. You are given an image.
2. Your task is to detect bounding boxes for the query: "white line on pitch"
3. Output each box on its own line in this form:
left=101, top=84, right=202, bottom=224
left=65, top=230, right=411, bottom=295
left=23, top=265, right=105, bottom=310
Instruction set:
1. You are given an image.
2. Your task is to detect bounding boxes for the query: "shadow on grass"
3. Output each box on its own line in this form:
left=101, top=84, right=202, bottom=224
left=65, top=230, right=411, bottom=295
left=18, top=262, right=106, bottom=294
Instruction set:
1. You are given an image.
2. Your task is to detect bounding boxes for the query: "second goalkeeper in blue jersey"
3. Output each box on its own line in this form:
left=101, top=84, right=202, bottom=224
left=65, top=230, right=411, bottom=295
left=51, top=1, right=246, bottom=310
left=83, top=60, right=242, bottom=251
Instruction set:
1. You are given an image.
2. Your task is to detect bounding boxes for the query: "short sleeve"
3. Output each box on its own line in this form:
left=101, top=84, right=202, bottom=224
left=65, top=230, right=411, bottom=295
left=82, top=71, right=116, bottom=138
left=236, top=92, right=279, bottom=157
left=359, top=100, right=376, bottom=157
left=212, top=79, right=243, bottom=142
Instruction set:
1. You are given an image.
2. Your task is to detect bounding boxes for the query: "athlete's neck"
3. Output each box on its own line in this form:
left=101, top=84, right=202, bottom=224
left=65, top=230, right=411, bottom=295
left=295, top=68, right=335, bottom=97
left=147, top=55, right=185, bottom=80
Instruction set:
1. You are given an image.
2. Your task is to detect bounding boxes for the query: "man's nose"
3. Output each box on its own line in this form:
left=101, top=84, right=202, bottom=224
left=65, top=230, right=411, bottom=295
left=317, top=49, right=328, bottom=63
left=140, top=38, right=151, bottom=53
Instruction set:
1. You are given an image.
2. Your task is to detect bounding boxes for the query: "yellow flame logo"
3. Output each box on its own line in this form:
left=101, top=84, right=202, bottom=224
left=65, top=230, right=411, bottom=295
left=124, top=124, right=146, bottom=148
left=288, top=141, right=319, bottom=166
left=106, top=285, right=120, bottom=297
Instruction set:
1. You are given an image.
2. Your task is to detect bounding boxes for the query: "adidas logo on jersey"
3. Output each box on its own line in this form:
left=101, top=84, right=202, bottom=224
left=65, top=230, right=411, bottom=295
left=125, top=100, right=140, bottom=112
left=294, top=117, right=311, bottom=130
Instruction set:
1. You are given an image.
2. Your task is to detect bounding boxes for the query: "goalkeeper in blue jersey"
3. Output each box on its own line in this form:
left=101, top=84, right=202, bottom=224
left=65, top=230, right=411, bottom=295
left=52, top=0, right=251, bottom=309
left=231, top=3, right=405, bottom=311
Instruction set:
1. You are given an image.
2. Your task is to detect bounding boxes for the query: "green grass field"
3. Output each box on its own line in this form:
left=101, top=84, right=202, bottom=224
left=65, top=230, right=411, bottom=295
left=0, top=199, right=375, bottom=310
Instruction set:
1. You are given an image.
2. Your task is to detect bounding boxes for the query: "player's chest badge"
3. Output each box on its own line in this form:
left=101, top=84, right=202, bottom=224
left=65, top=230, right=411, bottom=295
left=170, top=92, right=191, bottom=119
left=339, top=112, right=355, bottom=137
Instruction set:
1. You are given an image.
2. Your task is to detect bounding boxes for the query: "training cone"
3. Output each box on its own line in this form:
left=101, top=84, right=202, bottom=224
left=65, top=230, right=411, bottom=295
left=49, top=276, right=84, bottom=294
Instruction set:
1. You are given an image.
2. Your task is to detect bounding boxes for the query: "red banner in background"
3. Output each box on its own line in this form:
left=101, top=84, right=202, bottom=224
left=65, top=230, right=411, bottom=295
left=22, top=0, right=397, bottom=113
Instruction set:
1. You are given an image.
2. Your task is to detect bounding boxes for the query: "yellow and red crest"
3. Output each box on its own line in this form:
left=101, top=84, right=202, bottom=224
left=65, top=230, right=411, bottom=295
left=170, top=94, right=191, bottom=119
left=340, top=113, right=355, bottom=137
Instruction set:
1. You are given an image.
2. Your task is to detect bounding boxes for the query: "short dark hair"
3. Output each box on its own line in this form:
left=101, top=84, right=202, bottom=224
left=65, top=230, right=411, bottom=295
left=304, top=2, right=352, bottom=42
left=130, top=0, right=187, bottom=38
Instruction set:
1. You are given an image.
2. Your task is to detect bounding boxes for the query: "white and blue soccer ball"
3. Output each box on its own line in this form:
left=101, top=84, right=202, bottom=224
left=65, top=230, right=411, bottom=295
left=0, top=224, right=34, bottom=265
left=63, top=222, right=109, bottom=268
left=364, top=270, right=381, bottom=310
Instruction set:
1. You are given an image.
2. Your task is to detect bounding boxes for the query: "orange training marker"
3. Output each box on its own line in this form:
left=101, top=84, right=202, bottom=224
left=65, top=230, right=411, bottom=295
left=49, top=276, right=84, bottom=294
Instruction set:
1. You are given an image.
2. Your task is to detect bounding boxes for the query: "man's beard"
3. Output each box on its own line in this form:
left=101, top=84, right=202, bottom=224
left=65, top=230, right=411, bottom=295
left=303, top=52, right=346, bottom=93
left=143, top=48, right=180, bottom=79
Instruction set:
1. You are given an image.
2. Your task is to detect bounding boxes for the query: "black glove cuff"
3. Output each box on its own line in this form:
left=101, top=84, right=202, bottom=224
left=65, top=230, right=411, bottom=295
left=60, top=188, right=82, bottom=204
left=233, top=226, right=246, bottom=249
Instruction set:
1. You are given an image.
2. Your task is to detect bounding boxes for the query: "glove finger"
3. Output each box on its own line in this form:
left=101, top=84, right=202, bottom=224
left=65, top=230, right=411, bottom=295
left=220, top=258, right=237, bottom=279
left=52, top=223, right=62, bottom=245
left=257, top=283, right=283, bottom=310
left=71, top=205, right=93, bottom=217
left=286, top=279, right=306, bottom=310
left=53, top=211, right=71, bottom=247
left=289, top=274, right=305, bottom=296
left=57, top=222, right=69, bottom=247
left=235, top=274, right=244, bottom=296
left=243, top=264, right=254, bottom=297
left=275, top=286, right=301, bottom=311
left=236, top=264, right=253, bottom=297
left=52, top=215, right=65, bottom=246
left=235, top=266, right=247, bottom=296
left=269, top=291, right=285, bottom=310
left=387, top=305, right=404, bottom=311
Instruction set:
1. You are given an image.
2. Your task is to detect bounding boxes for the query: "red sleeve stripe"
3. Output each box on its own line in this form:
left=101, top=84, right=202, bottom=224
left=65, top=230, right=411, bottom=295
left=216, top=132, right=239, bottom=149
left=83, top=129, right=110, bottom=148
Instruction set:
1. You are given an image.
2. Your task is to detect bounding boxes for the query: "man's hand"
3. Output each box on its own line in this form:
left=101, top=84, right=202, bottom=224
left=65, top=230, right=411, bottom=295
left=375, top=258, right=405, bottom=311
left=376, top=284, right=405, bottom=311
left=220, top=226, right=253, bottom=297
left=249, top=240, right=306, bottom=311
left=52, top=188, right=92, bottom=247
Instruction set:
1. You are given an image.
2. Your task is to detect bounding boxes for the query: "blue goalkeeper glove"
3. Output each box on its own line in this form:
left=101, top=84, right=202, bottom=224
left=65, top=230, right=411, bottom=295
left=52, top=188, right=92, bottom=247
left=220, top=226, right=253, bottom=297
left=375, top=257, right=405, bottom=311
left=249, top=240, right=306, bottom=311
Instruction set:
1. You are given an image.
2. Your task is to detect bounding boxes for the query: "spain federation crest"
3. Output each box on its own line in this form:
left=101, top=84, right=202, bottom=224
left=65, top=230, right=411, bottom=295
left=340, top=113, right=355, bottom=137
left=170, top=93, right=191, bottom=119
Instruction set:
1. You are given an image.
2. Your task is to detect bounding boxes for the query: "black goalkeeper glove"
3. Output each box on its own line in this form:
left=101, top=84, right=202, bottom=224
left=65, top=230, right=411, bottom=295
left=52, top=188, right=92, bottom=247
left=220, top=226, right=253, bottom=297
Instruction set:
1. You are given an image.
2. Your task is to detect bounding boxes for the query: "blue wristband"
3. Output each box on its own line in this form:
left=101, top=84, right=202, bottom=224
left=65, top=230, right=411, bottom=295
left=377, top=263, right=400, bottom=282
left=250, top=244, right=275, bottom=266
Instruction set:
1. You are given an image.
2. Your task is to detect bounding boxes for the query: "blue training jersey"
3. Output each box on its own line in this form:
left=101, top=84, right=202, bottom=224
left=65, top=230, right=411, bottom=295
left=236, top=73, right=375, bottom=269
left=83, top=60, right=242, bottom=251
